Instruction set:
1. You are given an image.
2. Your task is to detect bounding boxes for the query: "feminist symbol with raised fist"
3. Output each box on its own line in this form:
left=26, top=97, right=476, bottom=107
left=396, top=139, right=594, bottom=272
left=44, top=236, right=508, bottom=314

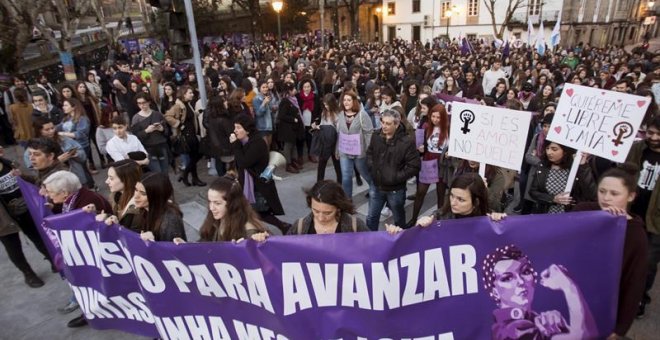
left=611, top=122, right=634, bottom=147
left=460, top=110, right=475, bottom=134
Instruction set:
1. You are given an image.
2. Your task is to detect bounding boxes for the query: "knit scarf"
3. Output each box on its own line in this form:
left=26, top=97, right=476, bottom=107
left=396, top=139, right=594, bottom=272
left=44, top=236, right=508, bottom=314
left=536, top=132, right=546, bottom=158
left=299, top=91, right=315, bottom=113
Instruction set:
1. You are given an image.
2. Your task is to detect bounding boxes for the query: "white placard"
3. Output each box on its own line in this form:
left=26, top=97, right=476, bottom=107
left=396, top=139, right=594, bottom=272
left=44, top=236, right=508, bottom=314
left=448, top=102, right=532, bottom=172
left=546, top=84, right=651, bottom=163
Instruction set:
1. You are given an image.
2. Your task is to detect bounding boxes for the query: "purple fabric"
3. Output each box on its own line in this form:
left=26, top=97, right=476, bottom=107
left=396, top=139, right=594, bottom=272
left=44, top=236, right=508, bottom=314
left=240, top=137, right=256, bottom=204
left=17, top=178, right=64, bottom=272
left=24, top=179, right=625, bottom=339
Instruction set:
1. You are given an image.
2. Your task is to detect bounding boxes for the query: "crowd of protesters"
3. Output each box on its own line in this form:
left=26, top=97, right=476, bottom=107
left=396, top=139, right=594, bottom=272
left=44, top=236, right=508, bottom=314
left=0, top=34, right=659, bottom=338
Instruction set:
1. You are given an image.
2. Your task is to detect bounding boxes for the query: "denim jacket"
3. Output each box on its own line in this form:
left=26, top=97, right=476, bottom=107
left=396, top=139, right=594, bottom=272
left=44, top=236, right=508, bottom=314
left=253, top=93, right=273, bottom=132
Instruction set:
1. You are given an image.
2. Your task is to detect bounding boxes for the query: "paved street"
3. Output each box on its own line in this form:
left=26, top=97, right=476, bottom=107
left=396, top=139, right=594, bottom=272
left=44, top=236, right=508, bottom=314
left=0, top=144, right=657, bottom=339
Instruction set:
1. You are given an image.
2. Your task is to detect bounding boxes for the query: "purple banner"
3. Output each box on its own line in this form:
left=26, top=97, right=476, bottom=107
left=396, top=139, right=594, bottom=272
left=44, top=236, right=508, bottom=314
left=17, top=178, right=64, bottom=271
left=21, top=176, right=625, bottom=339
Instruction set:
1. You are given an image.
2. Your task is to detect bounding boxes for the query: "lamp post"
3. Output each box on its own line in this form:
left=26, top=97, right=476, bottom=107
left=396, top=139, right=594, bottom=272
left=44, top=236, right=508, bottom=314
left=272, top=0, right=283, bottom=51
left=445, top=8, right=452, bottom=39
left=376, top=6, right=382, bottom=43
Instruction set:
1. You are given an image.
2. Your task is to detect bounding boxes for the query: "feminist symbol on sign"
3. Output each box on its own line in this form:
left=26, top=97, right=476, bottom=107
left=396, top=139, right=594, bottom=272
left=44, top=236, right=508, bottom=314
left=460, top=110, right=475, bottom=134
left=611, top=122, right=634, bottom=146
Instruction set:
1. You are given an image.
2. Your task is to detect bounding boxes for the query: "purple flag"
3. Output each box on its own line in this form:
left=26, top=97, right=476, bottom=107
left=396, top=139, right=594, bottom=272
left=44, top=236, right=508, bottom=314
left=461, top=37, right=470, bottom=55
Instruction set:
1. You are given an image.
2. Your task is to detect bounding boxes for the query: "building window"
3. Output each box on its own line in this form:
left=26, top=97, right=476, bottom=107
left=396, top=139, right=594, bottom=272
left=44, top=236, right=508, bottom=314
left=441, top=1, right=451, bottom=18
left=387, top=2, right=395, bottom=15
left=412, top=0, right=421, bottom=13
left=467, top=34, right=477, bottom=40
left=467, top=0, right=478, bottom=16
left=529, top=0, right=541, bottom=16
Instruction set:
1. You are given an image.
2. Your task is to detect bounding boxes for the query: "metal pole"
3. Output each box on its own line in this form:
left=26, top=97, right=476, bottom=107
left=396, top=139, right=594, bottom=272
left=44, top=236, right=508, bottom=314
left=446, top=18, right=449, bottom=38
left=182, top=0, right=207, bottom=109
left=320, top=0, right=325, bottom=48
left=277, top=12, right=282, bottom=51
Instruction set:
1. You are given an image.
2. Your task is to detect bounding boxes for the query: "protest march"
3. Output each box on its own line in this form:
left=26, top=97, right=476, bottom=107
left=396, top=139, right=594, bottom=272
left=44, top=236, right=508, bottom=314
left=1, top=2, right=660, bottom=338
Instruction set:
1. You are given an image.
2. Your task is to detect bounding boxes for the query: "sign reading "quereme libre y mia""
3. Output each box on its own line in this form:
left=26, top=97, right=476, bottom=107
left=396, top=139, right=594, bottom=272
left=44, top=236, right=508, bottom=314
left=22, top=190, right=625, bottom=339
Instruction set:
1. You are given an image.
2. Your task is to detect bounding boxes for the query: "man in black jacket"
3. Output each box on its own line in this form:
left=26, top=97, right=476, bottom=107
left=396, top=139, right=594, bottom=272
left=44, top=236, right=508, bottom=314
left=366, top=109, right=420, bottom=231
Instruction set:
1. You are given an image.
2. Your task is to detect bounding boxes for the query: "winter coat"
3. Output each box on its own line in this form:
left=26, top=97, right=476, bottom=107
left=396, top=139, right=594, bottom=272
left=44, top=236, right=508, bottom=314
left=367, top=125, right=421, bottom=191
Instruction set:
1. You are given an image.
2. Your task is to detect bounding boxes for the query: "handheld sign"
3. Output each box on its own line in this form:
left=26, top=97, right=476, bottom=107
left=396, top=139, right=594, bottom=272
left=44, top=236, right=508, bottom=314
left=448, top=102, right=532, bottom=172
left=546, top=84, right=651, bottom=191
left=546, top=84, right=650, bottom=162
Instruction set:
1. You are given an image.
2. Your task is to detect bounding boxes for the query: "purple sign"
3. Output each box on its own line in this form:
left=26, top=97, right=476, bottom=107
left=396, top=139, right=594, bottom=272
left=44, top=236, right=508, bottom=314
left=22, top=179, right=624, bottom=339
left=415, top=129, right=425, bottom=147
left=419, top=159, right=439, bottom=184
left=337, top=132, right=361, bottom=156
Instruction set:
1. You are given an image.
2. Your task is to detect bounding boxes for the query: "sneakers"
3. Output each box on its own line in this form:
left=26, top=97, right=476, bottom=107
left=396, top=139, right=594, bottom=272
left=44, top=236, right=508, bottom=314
left=23, top=271, right=44, bottom=288
left=381, top=207, right=392, bottom=217
left=58, top=300, right=80, bottom=314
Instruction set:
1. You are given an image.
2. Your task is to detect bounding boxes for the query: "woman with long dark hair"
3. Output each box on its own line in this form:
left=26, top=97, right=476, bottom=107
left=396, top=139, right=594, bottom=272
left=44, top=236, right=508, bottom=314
left=133, top=172, right=186, bottom=242
left=196, top=176, right=267, bottom=242
left=165, top=85, right=206, bottom=187
left=57, top=98, right=94, bottom=177
left=204, top=92, right=235, bottom=177
left=297, top=79, right=322, bottom=163
left=75, top=81, right=103, bottom=170
left=528, top=141, right=596, bottom=213
left=313, top=94, right=342, bottom=182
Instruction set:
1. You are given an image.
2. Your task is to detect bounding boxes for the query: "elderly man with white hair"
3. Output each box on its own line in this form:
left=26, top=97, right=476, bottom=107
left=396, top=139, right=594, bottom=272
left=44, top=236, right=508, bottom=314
left=42, top=170, right=112, bottom=328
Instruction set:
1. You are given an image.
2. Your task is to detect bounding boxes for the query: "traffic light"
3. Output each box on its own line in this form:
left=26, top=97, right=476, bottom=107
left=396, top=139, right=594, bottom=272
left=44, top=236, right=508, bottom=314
left=148, top=0, right=190, bottom=59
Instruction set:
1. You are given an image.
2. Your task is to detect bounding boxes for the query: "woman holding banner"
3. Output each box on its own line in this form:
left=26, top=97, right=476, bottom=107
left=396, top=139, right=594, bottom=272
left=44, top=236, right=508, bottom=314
left=174, top=176, right=268, bottom=243
left=408, top=104, right=449, bottom=227
left=100, top=160, right=142, bottom=231
left=132, top=172, right=186, bottom=242
left=573, top=165, right=648, bottom=338
left=528, top=141, right=596, bottom=214
left=285, top=180, right=402, bottom=235
left=455, top=160, right=507, bottom=213
left=416, top=173, right=506, bottom=226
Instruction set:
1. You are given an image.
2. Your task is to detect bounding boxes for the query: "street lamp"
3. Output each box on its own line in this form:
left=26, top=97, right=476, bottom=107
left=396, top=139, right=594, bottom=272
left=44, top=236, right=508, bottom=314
left=445, top=7, right=453, bottom=38
left=376, top=6, right=382, bottom=43
left=272, top=0, right=283, bottom=51
left=446, top=6, right=458, bottom=41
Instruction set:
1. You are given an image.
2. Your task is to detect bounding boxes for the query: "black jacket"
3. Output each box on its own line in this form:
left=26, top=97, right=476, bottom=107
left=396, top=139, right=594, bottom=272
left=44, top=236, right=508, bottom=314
left=528, top=162, right=596, bottom=213
left=277, top=97, right=305, bottom=144
left=204, top=113, right=234, bottom=159
left=367, top=125, right=421, bottom=191
left=232, top=137, right=284, bottom=215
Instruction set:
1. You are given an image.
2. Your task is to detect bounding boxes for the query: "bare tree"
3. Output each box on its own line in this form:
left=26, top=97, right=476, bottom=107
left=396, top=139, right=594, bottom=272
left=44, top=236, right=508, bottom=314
left=90, top=0, right=131, bottom=47
left=483, top=0, right=525, bottom=39
left=0, top=0, right=51, bottom=71
left=231, top=0, right=261, bottom=39
left=33, top=0, right=94, bottom=55
left=340, top=0, right=364, bottom=39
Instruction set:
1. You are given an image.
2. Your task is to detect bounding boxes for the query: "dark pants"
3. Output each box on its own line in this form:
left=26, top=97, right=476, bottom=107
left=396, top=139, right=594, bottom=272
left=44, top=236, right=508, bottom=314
left=0, top=232, right=33, bottom=273
left=183, top=148, right=202, bottom=180
left=0, top=114, right=15, bottom=145
left=367, top=188, right=406, bottom=231
left=14, top=212, right=51, bottom=261
left=644, top=232, right=660, bottom=302
left=317, top=154, right=341, bottom=183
